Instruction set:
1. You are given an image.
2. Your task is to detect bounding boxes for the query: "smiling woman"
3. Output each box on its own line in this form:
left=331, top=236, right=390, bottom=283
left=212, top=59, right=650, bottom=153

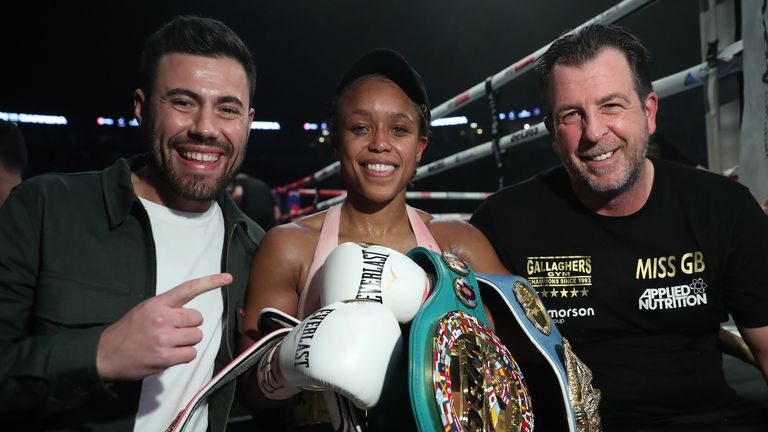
left=240, top=48, right=509, bottom=326
left=237, top=48, right=511, bottom=429
left=333, top=75, right=427, bottom=207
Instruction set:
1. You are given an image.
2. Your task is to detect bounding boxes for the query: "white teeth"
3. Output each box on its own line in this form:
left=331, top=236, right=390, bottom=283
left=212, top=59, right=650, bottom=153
left=366, top=163, right=395, bottom=172
left=182, top=151, right=220, bottom=162
left=591, top=151, right=613, bottom=161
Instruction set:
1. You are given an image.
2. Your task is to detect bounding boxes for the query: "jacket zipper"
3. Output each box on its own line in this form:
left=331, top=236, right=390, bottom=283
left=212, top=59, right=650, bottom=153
left=221, top=223, right=236, bottom=358
left=137, top=205, right=157, bottom=301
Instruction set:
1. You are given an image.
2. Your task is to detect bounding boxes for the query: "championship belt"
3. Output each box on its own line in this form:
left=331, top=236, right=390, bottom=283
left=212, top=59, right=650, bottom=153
left=407, top=247, right=601, bottom=432
left=476, top=274, right=601, bottom=432
left=408, top=247, right=533, bottom=431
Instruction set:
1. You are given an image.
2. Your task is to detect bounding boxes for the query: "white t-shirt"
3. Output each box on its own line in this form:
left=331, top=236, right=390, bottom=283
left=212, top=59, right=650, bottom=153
left=133, top=198, right=225, bottom=432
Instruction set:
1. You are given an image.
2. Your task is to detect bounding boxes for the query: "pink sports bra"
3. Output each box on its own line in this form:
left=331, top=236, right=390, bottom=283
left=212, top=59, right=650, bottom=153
left=296, top=203, right=440, bottom=319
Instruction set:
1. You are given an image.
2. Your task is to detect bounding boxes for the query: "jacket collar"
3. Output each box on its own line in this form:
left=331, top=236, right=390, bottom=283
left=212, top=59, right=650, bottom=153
left=101, top=154, right=263, bottom=243
left=102, top=155, right=143, bottom=230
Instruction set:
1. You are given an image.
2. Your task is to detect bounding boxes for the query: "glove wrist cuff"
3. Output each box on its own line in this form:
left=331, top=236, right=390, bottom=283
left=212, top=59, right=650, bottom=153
left=257, top=345, right=300, bottom=400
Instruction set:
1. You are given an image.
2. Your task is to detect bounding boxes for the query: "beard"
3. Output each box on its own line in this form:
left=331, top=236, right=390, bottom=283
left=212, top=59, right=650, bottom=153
left=565, top=130, right=649, bottom=196
left=148, top=134, right=243, bottom=202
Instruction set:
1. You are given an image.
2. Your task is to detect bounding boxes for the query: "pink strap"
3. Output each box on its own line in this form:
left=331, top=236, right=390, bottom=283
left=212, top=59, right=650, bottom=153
left=407, top=205, right=441, bottom=253
left=297, top=203, right=440, bottom=318
left=297, top=204, right=342, bottom=318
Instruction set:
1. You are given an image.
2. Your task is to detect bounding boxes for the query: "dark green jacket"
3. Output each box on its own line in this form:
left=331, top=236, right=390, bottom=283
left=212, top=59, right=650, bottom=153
left=0, top=156, right=264, bottom=431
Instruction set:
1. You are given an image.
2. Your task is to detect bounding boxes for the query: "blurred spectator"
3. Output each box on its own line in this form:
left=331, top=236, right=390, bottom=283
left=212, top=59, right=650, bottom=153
left=230, top=172, right=280, bottom=229
left=0, top=120, right=27, bottom=207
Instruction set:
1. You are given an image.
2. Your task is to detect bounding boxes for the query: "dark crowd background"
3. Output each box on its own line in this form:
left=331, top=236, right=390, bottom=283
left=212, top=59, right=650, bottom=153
left=1, top=1, right=718, bottom=216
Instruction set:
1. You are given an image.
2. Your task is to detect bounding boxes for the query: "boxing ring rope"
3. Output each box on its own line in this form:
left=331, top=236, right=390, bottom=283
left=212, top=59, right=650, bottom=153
left=279, top=191, right=493, bottom=222
left=273, top=0, right=657, bottom=195
left=430, top=0, right=657, bottom=119
left=274, top=162, right=340, bottom=194
left=278, top=40, right=744, bottom=219
left=295, top=188, right=346, bottom=197
left=295, top=188, right=491, bottom=200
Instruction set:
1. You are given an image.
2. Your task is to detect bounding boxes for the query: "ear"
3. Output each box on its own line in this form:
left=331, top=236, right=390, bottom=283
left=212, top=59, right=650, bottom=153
left=543, top=116, right=563, bottom=157
left=415, top=136, right=428, bottom=162
left=133, top=89, right=146, bottom=125
left=643, top=91, right=658, bottom=135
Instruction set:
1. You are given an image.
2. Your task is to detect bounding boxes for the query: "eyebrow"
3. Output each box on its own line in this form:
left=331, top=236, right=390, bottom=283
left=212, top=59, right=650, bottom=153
left=388, top=111, right=416, bottom=122
left=347, top=108, right=372, bottom=118
left=165, top=88, right=245, bottom=108
left=596, top=92, right=631, bottom=105
left=554, top=92, right=632, bottom=114
left=554, top=103, right=580, bottom=115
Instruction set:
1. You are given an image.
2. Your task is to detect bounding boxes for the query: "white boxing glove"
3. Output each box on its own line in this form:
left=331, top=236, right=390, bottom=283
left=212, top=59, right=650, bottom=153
left=259, top=300, right=402, bottom=409
left=322, top=242, right=430, bottom=323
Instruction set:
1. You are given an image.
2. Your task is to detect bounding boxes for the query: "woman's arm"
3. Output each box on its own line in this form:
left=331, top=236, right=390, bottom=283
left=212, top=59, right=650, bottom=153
left=237, top=225, right=309, bottom=413
left=431, top=219, right=510, bottom=274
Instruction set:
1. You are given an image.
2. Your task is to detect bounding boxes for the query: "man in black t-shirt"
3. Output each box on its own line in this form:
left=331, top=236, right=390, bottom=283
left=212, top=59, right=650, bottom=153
left=471, top=24, right=768, bottom=431
left=230, top=172, right=280, bottom=230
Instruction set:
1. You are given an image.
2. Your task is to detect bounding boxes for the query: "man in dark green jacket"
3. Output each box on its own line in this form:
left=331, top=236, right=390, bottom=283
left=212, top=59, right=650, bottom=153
left=0, top=16, right=263, bottom=431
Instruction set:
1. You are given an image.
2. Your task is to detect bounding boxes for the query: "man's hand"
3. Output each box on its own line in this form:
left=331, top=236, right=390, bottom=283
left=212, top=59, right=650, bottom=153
left=96, top=273, right=232, bottom=381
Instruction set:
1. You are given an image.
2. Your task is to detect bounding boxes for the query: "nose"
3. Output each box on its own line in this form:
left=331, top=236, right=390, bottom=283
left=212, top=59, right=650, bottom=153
left=368, top=127, right=392, bottom=153
left=582, top=113, right=609, bottom=144
left=189, top=108, right=220, bottom=142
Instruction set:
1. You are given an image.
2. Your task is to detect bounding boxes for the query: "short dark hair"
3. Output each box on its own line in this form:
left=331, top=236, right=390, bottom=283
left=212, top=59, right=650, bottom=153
left=0, top=120, right=28, bottom=174
left=327, top=49, right=431, bottom=139
left=535, top=23, right=653, bottom=110
left=140, top=15, right=257, bottom=102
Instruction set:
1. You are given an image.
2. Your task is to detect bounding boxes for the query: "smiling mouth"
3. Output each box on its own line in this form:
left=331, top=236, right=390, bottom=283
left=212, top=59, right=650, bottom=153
left=585, top=150, right=614, bottom=162
left=364, top=163, right=397, bottom=173
left=180, top=151, right=221, bottom=163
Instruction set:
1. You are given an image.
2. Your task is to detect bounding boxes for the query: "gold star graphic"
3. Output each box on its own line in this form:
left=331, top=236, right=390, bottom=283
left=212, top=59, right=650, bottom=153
left=570, top=288, right=579, bottom=297
left=560, top=287, right=569, bottom=297
left=580, top=288, right=589, bottom=297
left=539, top=289, right=549, bottom=298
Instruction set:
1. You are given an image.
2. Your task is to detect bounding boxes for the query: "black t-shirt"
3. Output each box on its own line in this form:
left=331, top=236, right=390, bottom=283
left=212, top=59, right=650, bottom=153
left=471, top=158, right=768, bottom=429
left=233, top=175, right=277, bottom=230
